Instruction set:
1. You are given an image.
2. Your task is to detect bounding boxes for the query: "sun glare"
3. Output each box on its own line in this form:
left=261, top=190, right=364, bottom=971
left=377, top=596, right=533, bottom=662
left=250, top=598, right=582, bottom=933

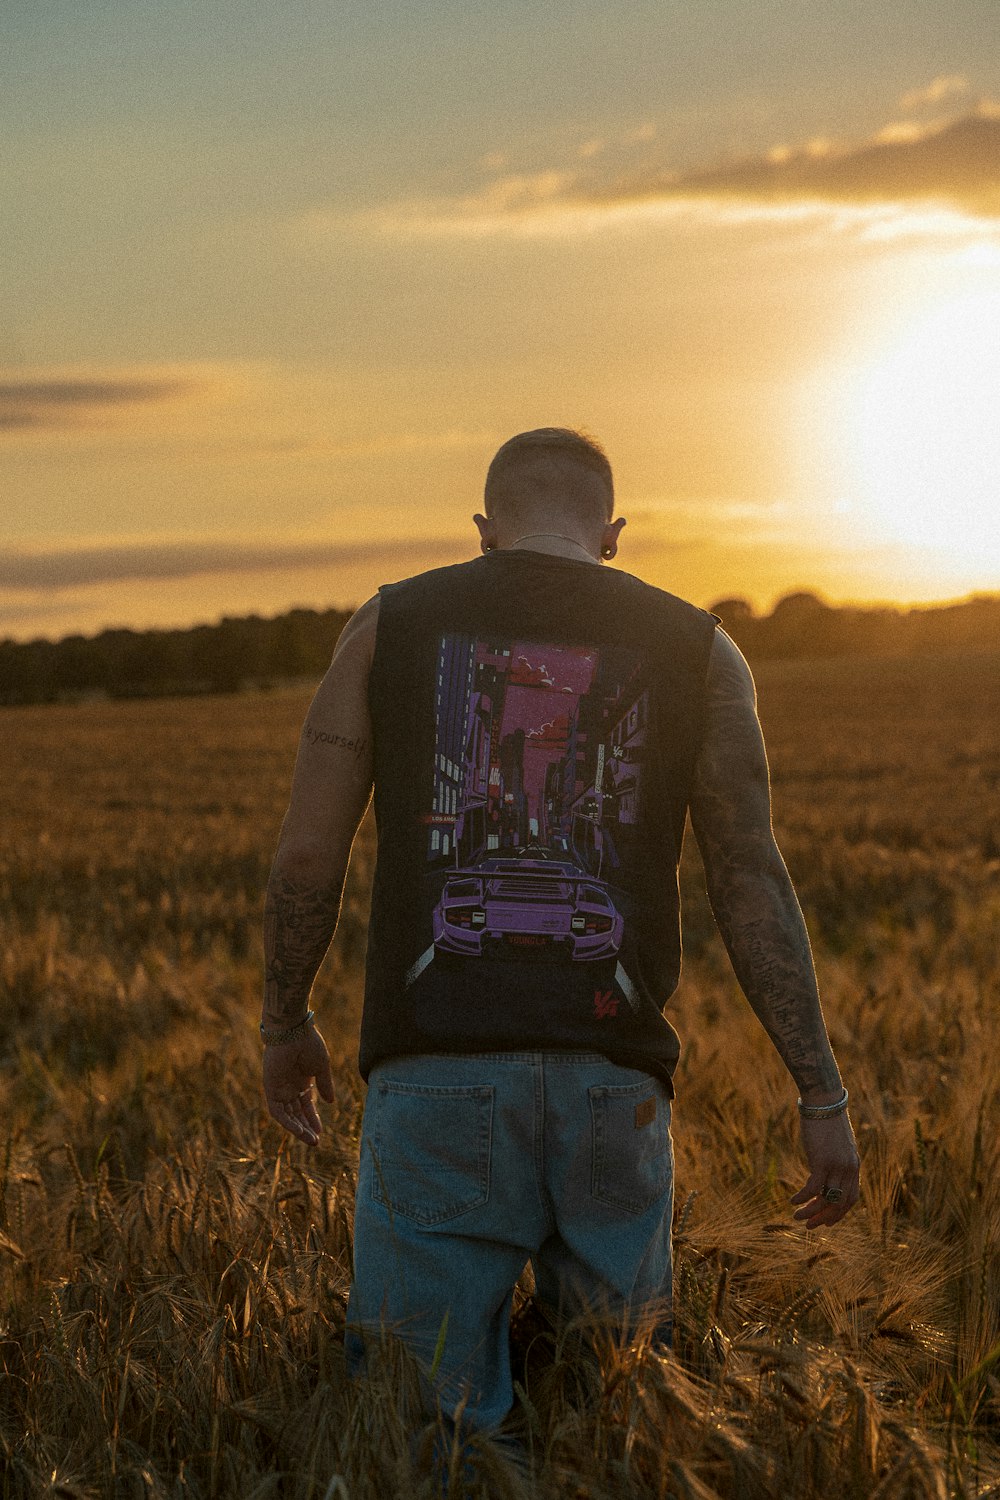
left=849, top=287, right=1000, bottom=569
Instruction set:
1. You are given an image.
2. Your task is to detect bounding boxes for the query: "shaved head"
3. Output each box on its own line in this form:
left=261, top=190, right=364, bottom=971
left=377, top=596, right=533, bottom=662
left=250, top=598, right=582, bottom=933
left=484, top=428, right=614, bottom=527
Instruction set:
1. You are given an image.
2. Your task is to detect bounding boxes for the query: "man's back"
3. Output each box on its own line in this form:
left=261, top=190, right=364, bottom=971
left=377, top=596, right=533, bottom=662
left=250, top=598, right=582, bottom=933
left=360, top=548, right=717, bottom=1091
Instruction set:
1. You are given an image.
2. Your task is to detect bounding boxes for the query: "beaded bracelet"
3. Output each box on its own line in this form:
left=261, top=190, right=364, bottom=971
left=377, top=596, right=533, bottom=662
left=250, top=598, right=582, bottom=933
left=259, top=1009, right=315, bottom=1046
left=797, top=1086, right=849, bottom=1120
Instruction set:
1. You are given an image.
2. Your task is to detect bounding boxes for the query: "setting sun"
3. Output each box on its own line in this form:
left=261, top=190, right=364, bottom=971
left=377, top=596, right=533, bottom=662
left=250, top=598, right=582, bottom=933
left=850, top=287, right=1000, bottom=566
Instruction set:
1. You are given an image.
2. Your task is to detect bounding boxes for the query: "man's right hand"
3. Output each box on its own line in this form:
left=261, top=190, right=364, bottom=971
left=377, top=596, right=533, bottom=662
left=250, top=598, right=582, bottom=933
left=262, top=1024, right=336, bottom=1148
left=790, top=1112, right=861, bottom=1229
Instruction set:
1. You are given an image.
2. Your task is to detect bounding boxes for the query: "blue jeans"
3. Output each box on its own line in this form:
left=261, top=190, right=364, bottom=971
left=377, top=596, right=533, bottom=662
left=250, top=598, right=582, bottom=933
left=346, top=1052, right=674, bottom=1432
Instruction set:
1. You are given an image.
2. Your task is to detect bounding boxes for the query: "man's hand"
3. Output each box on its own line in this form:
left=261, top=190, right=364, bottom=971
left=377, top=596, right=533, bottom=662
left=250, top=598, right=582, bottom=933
left=790, top=1113, right=861, bottom=1229
left=262, top=1025, right=335, bottom=1148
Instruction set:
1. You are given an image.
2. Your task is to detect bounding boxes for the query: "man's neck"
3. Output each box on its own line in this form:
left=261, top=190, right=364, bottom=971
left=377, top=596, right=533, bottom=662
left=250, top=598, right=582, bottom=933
left=502, top=532, right=599, bottom=564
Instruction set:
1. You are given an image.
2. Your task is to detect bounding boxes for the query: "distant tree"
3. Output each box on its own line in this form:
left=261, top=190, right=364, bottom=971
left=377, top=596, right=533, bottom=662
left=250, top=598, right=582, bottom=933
left=707, top=598, right=755, bottom=625
left=706, top=597, right=758, bottom=654
left=763, top=592, right=832, bottom=657
left=770, top=591, right=829, bottom=620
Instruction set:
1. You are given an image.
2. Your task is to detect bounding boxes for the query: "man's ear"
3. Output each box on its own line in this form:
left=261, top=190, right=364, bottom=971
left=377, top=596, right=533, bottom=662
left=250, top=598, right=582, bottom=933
left=601, top=516, right=626, bottom=559
left=473, top=513, right=498, bottom=553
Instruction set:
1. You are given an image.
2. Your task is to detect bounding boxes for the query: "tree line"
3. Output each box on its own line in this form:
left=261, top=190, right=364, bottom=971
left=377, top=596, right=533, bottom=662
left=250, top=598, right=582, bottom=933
left=0, top=608, right=352, bottom=705
left=1, top=592, right=997, bottom=706
left=709, top=590, right=1000, bottom=661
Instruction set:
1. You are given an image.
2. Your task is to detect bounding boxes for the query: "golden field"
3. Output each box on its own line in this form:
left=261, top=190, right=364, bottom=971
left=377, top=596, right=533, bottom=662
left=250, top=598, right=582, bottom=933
left=1, top=651, right=999, bottom=1498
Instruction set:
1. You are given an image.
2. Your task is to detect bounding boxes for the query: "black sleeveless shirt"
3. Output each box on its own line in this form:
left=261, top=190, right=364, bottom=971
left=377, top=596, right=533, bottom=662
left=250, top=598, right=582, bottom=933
left=358, top=549, right=717, bottom=1094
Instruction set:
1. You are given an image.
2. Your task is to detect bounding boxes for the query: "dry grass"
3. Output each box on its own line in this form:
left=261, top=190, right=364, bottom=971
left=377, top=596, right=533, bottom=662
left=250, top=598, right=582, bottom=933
left=1, top=654, right=999, bottom=1498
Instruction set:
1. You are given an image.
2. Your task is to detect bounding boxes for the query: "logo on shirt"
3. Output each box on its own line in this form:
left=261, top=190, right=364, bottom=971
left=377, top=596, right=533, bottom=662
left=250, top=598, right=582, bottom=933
left=593, top=988, right=618, bottom=1019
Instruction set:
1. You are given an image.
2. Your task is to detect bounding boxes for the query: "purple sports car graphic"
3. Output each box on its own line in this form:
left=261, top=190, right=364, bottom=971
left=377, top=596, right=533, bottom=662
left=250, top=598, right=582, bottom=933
left=433, top=852, right=624, bottom=961
left=419, top=630, right=648, bottom=980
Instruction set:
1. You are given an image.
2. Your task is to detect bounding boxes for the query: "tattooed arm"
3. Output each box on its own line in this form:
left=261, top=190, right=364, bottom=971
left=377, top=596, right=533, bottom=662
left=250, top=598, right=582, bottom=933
left=689, top=630, right=859, bottom=1225
left=261, top=595, right=378, bottom=1144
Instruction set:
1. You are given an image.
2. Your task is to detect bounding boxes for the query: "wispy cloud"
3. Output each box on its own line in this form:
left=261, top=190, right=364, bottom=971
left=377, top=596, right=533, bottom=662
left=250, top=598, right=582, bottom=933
left=2, top=534, right=469, bottom=592
left=331, top=169, right=580, bottom=239
left=900, top=74, right=970, bottom=112
left=340, top=104, right=1000, bottom=240
left=257, top=428, right=492, bottom=459
left=648, top=107, right=1000, bottom=218
left=0, top=375, right=193, bottom=431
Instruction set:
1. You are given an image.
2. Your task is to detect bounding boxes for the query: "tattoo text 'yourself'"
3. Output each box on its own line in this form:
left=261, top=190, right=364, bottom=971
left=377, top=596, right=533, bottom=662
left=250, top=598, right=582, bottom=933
left=304, top=722, right=368, bottom=762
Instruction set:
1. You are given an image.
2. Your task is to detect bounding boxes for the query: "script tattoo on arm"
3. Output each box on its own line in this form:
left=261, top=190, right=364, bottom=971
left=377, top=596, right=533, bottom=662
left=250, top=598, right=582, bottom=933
left=303, top=720, right=370, bottom=763
left=262, top=869, right=345, bottom=1025
left=689, top=632, right=843, bottom=1098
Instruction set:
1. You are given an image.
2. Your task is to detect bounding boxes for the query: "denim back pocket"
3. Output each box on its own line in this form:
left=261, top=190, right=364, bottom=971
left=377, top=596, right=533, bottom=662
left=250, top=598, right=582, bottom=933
left=371, top=1081, right=494, bottom=1226
left=589, top=1082, right=672, bottom=1215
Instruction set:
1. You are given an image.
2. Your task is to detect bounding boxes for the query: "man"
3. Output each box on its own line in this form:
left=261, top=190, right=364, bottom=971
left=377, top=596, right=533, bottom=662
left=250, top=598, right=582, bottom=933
left=261, top=428, right=860, bottom=1436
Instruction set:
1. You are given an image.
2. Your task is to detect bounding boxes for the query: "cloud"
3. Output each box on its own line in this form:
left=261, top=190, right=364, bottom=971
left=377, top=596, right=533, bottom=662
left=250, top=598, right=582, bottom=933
left=900, top=75, right=969, bottom=112
left=526, top=713, right=570, bottom=747
left=1, top=535, right=469, bottom=592
left=601, top=108, right=1000, bottom=221
left=258, top=428, right=492, bottom=459
left=340, top=169, right=579, bottom=238
left=350, top=105, right=1000, bottom=239
left=511, top=655, right=556, bottom=688
left=0, top=375, right=192, bottom=431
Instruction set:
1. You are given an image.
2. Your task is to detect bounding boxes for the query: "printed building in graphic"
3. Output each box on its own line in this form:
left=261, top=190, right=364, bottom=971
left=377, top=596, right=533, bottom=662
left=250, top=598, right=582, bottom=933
left=428, top=633, right=649, bottom=873
left=467, top=642, right=511, bottom=858
left=607, top=683, right=649, bottom=825
left=536, top=657, right=650, bottom=873
left=498, top=727, right=529, bottom=849
left=428, top=634, right=476, bottom=862
left=428, top=637, right=514, bottom=866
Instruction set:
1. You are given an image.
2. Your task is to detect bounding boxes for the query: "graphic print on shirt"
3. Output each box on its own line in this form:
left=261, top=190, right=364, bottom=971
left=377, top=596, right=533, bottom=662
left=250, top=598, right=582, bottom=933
left=421, top=634, right=650, bottom=971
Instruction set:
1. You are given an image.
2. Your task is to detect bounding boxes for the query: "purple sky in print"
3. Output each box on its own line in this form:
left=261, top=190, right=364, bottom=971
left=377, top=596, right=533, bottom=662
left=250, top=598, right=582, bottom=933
left=495, top=641, right=598, bottom=824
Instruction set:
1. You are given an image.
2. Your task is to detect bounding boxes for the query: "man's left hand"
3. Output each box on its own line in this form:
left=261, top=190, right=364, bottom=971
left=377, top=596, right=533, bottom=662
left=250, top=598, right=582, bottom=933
left=790, top=1112, right=861, bottom=1229
left=262, top=1024, right=336, bottom=1148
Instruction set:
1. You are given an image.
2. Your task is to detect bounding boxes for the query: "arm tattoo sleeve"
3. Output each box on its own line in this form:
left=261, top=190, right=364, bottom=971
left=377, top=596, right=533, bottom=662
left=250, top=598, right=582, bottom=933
left=690, top=637, right=843, bottom=1097
left=709, top=878, right=841, bottom=1096
left=262, top=870, right=344, bottom=1024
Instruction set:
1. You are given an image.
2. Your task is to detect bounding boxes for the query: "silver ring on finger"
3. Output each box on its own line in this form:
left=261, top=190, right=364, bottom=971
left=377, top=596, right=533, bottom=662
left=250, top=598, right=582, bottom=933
left=821, top=1185, right=844, bottom=1203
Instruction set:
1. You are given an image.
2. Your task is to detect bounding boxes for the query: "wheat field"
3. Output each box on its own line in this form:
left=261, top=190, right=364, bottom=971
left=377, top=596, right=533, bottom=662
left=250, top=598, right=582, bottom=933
left=1, top=651, right=999, bottom=1498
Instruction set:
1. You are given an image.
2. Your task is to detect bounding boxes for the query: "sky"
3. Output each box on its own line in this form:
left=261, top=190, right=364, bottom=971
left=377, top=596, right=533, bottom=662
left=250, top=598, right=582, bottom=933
left=4, top=0, right=1000, bottom=641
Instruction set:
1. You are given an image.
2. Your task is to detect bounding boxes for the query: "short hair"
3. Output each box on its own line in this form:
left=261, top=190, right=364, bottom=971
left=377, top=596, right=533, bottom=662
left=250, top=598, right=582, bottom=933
left=484, top=428, right=614, bottom=521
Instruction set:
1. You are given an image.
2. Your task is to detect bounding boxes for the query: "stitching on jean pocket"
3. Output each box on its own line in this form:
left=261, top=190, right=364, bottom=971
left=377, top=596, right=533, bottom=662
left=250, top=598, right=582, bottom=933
left=372, top=1082, right=494, bottom=1226
left=589, top=1082, right=671, bottom=1215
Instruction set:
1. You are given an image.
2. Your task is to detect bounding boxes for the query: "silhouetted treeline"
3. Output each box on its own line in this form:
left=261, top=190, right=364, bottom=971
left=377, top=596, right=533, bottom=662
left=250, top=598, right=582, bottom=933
left=709, top=591, right=1000, bottom=662
left=1, top=592, right=998, bottom=706
left=0, top=607, right=352, bottom=705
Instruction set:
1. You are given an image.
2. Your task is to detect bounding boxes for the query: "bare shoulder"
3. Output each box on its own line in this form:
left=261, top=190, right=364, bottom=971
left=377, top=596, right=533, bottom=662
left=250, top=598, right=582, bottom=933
left=330, top=593, right=381, bottom=668
left=690, top=628, right=771, bottom=858
left=697, top=629, right=765, bottom=771
left=705, top=627, right=757, bottom=711
left=304, top=595, right=379, bottom=723
left=284, top=598, right=377, bottom=843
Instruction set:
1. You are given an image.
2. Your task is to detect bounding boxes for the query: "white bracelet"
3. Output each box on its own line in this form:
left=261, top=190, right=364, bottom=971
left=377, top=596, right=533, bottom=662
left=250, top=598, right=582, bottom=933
left=797, top=1087, right=849, bottom=1120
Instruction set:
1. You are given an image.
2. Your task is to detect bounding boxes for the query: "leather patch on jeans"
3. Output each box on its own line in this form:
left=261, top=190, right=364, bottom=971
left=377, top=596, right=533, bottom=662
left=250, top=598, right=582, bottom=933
left=634, top=1096, right=656, bottom=1129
